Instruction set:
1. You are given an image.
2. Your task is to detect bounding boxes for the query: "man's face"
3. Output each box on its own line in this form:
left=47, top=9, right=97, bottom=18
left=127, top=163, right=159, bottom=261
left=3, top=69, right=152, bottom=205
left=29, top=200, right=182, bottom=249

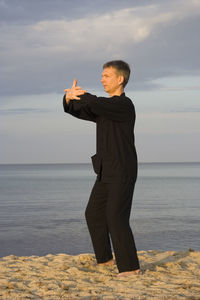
left=101, top=67, right=123, bottom=95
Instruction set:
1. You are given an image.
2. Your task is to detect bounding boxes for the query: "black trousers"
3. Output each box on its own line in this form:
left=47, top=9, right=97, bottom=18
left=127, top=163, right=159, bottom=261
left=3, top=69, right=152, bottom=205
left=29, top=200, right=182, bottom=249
left=85, top=179, right=140, bottom=273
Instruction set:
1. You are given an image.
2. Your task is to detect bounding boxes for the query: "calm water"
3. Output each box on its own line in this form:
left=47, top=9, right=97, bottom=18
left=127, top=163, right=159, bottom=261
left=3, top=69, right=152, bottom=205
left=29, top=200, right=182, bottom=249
left=0, top=163, right=199, bottom=257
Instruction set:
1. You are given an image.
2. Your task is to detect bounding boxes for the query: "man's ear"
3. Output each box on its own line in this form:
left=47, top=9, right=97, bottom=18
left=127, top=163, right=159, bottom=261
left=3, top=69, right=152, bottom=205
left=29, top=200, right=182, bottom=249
left=118, top=75, right=124, bottom=86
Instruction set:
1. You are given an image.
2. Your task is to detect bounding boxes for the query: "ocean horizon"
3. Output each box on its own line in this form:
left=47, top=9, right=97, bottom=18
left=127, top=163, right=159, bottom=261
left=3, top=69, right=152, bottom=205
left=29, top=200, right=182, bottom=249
left=0, top=162, right=200, bottom=257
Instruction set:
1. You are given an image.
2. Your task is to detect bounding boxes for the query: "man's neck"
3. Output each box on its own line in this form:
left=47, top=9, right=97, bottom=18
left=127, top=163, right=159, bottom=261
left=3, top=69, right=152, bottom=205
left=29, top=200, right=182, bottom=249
left=109, top=87, right=124, bottom=97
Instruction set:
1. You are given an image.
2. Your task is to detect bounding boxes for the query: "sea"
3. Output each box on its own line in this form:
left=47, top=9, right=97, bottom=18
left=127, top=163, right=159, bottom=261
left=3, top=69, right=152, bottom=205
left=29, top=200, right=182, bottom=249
left=0, top=162, right=199, bottom=258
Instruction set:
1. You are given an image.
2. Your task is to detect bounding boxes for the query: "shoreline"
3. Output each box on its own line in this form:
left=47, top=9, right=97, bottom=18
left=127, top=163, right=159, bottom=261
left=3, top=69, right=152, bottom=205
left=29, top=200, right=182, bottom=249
left=0, top=249, right=200, bottom=299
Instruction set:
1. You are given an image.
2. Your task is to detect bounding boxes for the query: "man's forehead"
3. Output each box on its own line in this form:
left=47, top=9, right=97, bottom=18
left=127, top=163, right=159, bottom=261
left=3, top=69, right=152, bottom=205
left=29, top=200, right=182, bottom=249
left=102, top=67, right=117, bottom=76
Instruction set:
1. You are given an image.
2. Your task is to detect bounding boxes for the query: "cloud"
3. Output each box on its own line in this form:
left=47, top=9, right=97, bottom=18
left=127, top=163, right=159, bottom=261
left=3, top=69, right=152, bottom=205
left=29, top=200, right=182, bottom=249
left=2, top=1, right=200, bottom=55
left=0, top=108, right=50, bottom=115
left=0, top=0, right=200, bottom=97
left=150, top=75, right=200, bottom=91
left=0, top=0, right=157, bottom=24
left=160, top=86, right=200, bottom=91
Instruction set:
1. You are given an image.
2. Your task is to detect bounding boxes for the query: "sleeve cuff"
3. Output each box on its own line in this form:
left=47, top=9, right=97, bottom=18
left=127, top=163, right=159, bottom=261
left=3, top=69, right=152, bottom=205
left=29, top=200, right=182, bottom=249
left=63, top=94, right=70, bottom=112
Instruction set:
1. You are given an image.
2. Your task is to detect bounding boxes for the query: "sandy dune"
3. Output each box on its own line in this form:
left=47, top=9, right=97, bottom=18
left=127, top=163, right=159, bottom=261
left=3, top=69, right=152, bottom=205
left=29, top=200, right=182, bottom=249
left=0, top=249, right=200, bottom=299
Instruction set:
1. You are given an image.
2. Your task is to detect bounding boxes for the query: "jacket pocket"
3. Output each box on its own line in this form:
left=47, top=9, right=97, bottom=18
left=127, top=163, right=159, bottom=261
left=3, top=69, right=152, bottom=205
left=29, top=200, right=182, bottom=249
left=91, top=154, right=101, bottom=174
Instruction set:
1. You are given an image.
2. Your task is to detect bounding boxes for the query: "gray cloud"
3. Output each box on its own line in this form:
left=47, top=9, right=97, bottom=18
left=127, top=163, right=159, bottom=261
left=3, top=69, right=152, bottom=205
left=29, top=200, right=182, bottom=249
left=0, top=108, right=50, bottom=114
left=0, top=0, right=200, bottom=98
left=0, top=0, right=152, bottom=24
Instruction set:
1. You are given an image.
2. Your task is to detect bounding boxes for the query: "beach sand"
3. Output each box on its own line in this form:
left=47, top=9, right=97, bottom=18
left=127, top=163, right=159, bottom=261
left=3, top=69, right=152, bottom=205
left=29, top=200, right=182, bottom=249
left=0, top=249, right=200, bottom=299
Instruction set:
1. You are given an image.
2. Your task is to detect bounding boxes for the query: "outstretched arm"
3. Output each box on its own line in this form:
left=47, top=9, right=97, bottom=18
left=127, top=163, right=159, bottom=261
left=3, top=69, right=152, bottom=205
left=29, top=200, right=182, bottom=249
left=79, top=93, right=134, bottom=122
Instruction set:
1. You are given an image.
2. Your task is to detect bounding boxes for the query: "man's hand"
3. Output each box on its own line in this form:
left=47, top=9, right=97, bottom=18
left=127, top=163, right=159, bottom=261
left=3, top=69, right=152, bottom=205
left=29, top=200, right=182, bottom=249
left=64, top=78, right=87, bottom=104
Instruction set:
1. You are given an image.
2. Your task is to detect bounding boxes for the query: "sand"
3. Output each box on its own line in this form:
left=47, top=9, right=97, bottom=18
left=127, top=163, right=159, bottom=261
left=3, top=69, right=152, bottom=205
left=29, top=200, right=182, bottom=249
left=0, top=249, right=200, bottom=299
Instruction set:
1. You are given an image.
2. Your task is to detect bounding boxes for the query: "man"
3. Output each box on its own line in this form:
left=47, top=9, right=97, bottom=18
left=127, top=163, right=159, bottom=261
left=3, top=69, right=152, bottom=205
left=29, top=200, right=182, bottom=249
left=63, top=60, right=140, bottom=276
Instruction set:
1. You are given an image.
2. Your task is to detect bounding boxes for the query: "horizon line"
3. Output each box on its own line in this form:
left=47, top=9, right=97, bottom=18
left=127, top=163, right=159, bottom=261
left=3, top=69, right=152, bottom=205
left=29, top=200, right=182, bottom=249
left=0, top=161, right=200, bottom=165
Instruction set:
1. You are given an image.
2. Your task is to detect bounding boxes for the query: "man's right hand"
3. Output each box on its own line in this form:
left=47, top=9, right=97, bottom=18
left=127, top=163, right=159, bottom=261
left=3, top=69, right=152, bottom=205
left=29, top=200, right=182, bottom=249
left=64, top=78, right=87, bottom=104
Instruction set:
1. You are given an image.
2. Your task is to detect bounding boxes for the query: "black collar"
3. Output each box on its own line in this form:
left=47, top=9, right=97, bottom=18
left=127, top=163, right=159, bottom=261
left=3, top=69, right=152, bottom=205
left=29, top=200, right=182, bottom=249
left=111, top=92, right=125, bottom=99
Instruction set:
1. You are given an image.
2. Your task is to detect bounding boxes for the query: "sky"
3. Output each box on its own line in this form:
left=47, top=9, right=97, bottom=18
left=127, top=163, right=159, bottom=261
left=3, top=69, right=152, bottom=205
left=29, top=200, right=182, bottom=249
left=1, top=0, right=200, bottom=163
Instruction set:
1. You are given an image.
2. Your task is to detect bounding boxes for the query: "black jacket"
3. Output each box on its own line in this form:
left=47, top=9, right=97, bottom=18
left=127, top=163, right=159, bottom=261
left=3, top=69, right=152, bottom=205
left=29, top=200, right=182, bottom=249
left=63, top=92, right=138, bottom=183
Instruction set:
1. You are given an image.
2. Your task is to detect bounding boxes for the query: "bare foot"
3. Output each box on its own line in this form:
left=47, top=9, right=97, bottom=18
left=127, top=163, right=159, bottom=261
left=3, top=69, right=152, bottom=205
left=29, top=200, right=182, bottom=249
left=117, top=269, right=141, bottom=277
left=98, top=259, right=115, bottom=266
